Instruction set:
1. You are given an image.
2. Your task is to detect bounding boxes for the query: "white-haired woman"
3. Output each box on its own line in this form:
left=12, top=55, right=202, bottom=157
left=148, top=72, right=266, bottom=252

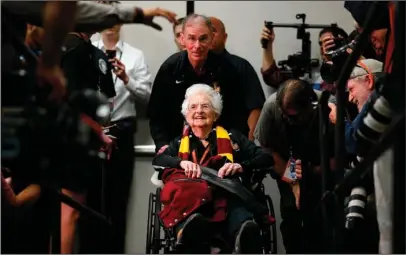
left=152, top=84, right=273, bottom=254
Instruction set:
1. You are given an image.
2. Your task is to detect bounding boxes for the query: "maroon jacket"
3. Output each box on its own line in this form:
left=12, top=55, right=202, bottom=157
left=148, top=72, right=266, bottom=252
left=158, top=156, right=227, bottom=228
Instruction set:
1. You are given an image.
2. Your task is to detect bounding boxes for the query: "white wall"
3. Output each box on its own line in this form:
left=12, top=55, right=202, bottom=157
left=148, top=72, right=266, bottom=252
left=92, top=1, right=355, bottom=253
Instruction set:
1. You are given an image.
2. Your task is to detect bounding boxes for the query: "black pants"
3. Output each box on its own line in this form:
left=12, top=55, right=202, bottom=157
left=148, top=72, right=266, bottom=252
left=104, top=121, right=136, bottom=253
left=79, top=119, right=136, bottom=254
left=280, top=206, right=324, bottom=254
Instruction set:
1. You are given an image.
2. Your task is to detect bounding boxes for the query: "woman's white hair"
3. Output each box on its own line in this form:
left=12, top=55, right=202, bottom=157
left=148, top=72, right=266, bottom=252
left=181, top=84, right=223, bottom=117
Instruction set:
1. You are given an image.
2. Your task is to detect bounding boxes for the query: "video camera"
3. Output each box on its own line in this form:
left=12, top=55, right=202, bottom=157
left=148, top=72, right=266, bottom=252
left=262, top=14, right=336, bottom=78
left=1, top=23, right=110, bottom=185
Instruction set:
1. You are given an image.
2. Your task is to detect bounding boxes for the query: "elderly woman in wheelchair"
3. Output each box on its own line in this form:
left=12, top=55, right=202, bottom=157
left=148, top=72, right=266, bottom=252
left=151, top=84, right=274, bottom=254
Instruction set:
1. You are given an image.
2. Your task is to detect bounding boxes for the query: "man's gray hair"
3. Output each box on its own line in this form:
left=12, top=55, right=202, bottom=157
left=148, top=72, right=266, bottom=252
left=181, top=84, right=223, bottom=117
left=182, top=14, right=214, bottom=32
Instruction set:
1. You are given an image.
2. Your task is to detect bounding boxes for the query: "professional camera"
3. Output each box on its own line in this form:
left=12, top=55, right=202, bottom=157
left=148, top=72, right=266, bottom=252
left=320, top=38, right=357, bottom=84
left=278, top=54, right=319, bottom=78
left=344, top=186, right=367, bottom=229
left=263, top=14, right=335, bottom=79
left=1, top=88, right=110, bottom=182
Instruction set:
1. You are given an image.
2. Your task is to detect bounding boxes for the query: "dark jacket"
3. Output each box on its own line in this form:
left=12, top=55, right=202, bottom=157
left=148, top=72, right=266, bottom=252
left=147, top=51, right=250, bottom=151
left=152, top=127, right=274, bottom=228
left=220, top=50, right=266, bottom=111
left=61, top=34, right=116, bottom=99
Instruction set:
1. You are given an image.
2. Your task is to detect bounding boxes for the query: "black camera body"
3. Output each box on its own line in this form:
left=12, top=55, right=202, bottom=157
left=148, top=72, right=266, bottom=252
left=320, top=38, right=357, bottom=83
left=1, top=87, right=109, bottom=183
left=278, top=54, right=319, bottom=78
left=1, top=32, right=110, bottom=184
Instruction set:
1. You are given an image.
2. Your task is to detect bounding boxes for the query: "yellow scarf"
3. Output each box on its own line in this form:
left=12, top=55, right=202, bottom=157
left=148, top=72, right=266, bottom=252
left=178, top=125, right=233, bottom=163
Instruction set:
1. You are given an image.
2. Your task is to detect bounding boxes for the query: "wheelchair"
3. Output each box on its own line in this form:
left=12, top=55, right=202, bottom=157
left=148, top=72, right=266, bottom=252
left=146, top=168, right=278, bottom=254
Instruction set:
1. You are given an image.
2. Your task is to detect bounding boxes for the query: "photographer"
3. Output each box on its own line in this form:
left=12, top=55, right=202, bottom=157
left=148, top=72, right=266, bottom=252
left=260, top=24, right=348, bottom=91
left=254, top=78, right=336, bottom=253
left=343, top=2, right=399, bottom=253
left=328, top=59, right=383, bottom=154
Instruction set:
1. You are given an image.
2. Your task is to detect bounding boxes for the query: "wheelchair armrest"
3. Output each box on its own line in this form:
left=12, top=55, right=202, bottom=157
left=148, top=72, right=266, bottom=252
left=251, top=167, right=274, bottom=183
left=200, top=166, right=268, bottom=216
left=151, top=171, right=164, bottom=187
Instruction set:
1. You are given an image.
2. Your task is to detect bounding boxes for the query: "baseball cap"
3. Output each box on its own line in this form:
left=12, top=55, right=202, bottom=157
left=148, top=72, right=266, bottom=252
left=350, top=59, right=383, bottom=79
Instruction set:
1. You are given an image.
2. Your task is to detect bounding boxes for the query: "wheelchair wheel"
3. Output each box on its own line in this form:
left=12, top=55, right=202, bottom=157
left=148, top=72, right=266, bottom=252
left=145, top=188, right=163, bottom=254
left=263, top=194, right=278, bottom=254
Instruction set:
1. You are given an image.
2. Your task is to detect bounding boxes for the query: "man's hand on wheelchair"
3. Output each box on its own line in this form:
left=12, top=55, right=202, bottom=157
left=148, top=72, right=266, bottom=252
left=180, top=160, right=202, bottom=178
left=218, top=163, right=242, bottom=178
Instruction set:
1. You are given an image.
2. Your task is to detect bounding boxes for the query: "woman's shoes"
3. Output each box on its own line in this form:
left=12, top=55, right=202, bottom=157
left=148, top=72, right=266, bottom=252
left=234, top=220, right=262, bottom=254
left=175, top=213, right=212, bottom=253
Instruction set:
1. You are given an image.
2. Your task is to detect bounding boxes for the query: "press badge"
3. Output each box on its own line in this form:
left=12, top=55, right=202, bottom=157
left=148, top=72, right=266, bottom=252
left=282, top=158, right=297, bottom=184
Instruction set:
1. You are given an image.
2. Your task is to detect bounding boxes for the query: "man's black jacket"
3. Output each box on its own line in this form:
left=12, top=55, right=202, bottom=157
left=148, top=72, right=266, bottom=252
left=148, top=50, right=249, bottom=151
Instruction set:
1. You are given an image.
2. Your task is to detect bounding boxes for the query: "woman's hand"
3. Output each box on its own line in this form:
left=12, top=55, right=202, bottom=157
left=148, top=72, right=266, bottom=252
left=180, top=160, right=201, bottom=178
left=218, top=163, right=243, bottom=178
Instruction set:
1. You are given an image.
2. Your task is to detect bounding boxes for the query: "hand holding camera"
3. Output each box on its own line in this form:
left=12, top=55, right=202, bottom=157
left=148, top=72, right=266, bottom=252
left=320, top=36, right=337, bottom=56
left=260, top=25, right=275, bottom=49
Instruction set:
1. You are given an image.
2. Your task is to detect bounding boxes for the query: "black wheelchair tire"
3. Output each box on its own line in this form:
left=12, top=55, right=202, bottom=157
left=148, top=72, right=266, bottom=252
left=146, top=192, right=154, bottom=254
left=152, top=188, right=162, bottom=254
left=265, top=195, right=278, bottom=254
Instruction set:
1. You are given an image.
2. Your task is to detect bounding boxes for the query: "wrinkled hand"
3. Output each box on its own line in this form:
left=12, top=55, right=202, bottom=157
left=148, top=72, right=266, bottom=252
left=180, top=160, right=201, bottom=178
left=291, top=182, right=301, bottom=210
left=100, top=133, right=117, bottom=160
left=110, top=58, right=129, bottom=84
left=294, top=159, right=302, bottom=180
left=218, top=163, right=243, bottom=178
left=36, top=64, right=66, bottom=102
left=142, top=7, right=178, bottom=31
left=328, top=103, right=337, bottom=124
left=261, top=26, right=275, bottom=48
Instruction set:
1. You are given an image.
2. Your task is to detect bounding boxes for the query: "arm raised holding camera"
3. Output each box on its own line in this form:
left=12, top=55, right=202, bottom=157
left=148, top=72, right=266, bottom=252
left=260, top=26, right=293, bottom=88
